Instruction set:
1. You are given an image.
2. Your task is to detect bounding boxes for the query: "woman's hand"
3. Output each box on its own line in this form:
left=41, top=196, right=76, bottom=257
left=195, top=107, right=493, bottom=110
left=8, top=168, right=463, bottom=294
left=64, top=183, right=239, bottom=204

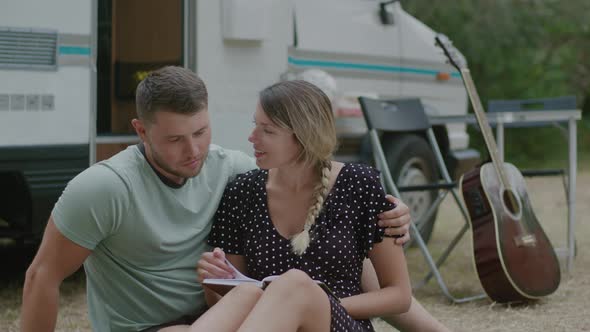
left=378, top=195, right=411, bottom=245
left=196, top=247, right=235, bottom=282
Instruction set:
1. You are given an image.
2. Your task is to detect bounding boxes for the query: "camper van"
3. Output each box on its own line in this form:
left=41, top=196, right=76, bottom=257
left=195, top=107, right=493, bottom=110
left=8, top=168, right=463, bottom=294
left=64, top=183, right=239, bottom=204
left=0, top=0, right=477, bottom=245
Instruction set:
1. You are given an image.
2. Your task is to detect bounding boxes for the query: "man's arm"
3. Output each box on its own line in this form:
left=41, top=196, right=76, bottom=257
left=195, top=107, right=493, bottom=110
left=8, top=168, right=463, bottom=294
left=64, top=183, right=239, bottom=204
left=21, top=217, right=91, bottom=332
left=378, top=195, right=412, bottom=245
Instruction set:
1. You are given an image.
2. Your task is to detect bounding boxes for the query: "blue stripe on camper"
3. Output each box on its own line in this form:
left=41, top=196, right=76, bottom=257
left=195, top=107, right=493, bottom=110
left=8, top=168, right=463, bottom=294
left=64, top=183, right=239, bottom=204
left=59, top=46, right=91, bottom=56
left=288, top=56, right=460, bottom=78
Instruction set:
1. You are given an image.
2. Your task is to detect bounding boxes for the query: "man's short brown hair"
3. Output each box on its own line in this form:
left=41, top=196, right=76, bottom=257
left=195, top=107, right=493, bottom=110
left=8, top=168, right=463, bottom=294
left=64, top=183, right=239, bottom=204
left=135, top=66, right=208, bottom=122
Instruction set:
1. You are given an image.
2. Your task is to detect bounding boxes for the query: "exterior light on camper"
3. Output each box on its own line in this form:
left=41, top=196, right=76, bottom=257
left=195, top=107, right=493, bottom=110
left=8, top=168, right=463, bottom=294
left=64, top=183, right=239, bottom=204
left=436, top=72, right=451, bottom=81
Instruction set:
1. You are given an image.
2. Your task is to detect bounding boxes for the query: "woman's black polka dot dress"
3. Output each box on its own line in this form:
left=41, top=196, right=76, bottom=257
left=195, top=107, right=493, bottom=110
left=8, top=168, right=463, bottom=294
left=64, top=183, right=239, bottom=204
left=208, top=163, right=394, bottom=332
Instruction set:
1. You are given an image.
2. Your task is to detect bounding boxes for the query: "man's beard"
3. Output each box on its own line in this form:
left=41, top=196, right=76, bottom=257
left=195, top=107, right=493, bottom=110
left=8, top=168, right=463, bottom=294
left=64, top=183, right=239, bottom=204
left=148, top=142, right=207, bottom=181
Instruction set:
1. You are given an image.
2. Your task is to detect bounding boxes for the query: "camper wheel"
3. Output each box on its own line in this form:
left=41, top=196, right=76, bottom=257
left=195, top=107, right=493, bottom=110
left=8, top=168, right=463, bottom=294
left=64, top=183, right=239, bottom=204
left=382, top=134, right=439, bottom=245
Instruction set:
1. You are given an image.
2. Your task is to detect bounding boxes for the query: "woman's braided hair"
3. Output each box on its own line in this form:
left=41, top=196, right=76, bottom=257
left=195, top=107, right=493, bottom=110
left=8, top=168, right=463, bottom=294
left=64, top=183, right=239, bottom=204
left=259, top=80, right=337, bottom=255
left=290, top=159, right=332, bottom=255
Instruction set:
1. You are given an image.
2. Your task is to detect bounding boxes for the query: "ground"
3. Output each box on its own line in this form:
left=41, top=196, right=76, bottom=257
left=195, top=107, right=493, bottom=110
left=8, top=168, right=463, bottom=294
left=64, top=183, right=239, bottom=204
left=1, top=171, right=589, bottom=331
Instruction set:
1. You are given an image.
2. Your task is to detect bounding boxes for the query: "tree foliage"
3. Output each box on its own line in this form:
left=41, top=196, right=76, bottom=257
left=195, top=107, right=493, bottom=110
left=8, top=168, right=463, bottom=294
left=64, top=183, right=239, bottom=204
left=403, top=0, right=590, bottom=167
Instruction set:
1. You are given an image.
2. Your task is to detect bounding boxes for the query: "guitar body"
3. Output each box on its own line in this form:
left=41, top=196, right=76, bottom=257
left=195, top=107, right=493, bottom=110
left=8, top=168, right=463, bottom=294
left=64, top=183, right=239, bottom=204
left=460, top=162, right=561, bottom=302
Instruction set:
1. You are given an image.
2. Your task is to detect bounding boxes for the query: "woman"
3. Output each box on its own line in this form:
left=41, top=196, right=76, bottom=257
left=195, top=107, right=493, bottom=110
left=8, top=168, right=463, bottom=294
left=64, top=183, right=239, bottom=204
left=165, top=80, right=412, bottom=331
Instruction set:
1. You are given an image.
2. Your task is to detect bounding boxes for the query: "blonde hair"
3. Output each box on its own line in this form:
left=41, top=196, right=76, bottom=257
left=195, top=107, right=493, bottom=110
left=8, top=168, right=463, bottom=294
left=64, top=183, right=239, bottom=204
left=259, top=80, right=337, bottom=255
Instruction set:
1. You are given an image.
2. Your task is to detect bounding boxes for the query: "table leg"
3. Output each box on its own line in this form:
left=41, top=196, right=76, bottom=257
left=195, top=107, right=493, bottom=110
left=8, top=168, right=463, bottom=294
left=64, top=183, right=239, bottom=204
left=567, top=117, right=577, bottom=272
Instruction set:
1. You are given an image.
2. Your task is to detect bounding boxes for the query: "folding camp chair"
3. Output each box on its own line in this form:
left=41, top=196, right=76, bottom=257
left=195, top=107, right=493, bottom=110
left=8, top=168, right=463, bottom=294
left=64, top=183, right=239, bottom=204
left=358, top=96, right=486, bottom=303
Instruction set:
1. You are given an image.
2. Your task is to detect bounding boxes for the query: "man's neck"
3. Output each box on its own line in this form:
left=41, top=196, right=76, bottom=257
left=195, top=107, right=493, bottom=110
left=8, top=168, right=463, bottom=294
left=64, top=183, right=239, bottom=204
left=137, top=143, right=186, bottom=188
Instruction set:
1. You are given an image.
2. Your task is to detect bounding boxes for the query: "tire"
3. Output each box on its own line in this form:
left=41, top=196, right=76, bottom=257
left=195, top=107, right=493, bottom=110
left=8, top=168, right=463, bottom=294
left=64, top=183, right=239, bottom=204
left=381, top=134, right=439, bottom=244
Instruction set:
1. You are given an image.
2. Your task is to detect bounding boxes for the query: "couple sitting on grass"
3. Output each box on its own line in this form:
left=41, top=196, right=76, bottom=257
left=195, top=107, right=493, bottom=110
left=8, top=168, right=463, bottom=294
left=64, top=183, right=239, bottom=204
left=22, top=66, right=450, bottom=332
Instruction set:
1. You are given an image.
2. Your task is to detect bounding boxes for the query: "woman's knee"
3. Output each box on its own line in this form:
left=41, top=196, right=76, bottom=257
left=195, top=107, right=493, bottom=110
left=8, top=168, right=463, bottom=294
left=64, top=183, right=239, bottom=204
left=232, top=283, right=264, bottom=299
left=267, top=269, right=332, bottom=327
left=267, top=269, right=320, bottom=297
left=279, top=269, right=316, bottom=287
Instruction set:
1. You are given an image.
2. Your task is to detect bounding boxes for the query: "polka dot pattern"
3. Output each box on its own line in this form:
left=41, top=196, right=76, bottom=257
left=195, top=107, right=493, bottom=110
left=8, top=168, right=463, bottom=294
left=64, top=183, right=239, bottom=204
left=208, top=163, right=394, bottom=331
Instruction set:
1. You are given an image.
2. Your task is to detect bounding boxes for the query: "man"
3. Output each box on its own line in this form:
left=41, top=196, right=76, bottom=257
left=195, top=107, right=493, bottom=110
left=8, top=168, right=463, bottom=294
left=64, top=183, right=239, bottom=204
left=21, top=66, right=446, bottom=331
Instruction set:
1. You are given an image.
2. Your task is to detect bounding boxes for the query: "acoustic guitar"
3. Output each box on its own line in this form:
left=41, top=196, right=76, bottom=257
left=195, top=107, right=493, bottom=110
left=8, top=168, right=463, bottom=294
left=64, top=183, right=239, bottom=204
left=435, top=34, right=560, bottom=303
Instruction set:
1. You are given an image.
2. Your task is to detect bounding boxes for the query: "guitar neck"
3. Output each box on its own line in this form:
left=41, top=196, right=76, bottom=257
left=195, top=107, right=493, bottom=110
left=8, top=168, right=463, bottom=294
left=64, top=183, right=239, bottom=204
left=460, top=68, right=512, bottom=191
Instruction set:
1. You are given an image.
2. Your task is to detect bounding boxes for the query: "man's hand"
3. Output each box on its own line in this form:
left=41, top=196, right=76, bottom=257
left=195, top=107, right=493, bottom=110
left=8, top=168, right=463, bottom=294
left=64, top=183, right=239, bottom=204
left=378, top=195, right=411, bottom=245
left=196, top=248, right=235, bottom=282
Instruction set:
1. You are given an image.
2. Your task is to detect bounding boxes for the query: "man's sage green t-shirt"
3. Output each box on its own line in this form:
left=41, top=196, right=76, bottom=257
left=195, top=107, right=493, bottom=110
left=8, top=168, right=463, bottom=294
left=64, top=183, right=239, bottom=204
left=52, top=144, right=255, bottom=331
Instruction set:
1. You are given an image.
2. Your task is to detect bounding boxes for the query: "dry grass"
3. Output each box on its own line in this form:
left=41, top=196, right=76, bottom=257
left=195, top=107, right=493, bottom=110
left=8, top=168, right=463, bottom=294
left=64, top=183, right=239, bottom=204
left=373, top=170, right=590, bottom=332
left=2, top=172, right=589, bottom=331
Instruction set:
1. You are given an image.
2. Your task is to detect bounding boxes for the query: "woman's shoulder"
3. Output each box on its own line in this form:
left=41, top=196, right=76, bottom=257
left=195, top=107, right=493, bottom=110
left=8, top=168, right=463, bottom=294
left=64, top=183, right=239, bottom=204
left=340, top=162, right=381, bottom=183
left=225, top=168, right=267, bottom=192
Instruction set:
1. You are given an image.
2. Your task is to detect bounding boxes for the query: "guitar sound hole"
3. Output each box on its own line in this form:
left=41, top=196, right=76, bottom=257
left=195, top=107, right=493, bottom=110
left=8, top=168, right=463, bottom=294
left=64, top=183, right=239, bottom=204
left=502, top=189, right=521, bottom=216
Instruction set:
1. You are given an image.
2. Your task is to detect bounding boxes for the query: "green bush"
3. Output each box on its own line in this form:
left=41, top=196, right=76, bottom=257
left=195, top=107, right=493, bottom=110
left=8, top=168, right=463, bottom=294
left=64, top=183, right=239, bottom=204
left=403, top=0, right=590, bottom=168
